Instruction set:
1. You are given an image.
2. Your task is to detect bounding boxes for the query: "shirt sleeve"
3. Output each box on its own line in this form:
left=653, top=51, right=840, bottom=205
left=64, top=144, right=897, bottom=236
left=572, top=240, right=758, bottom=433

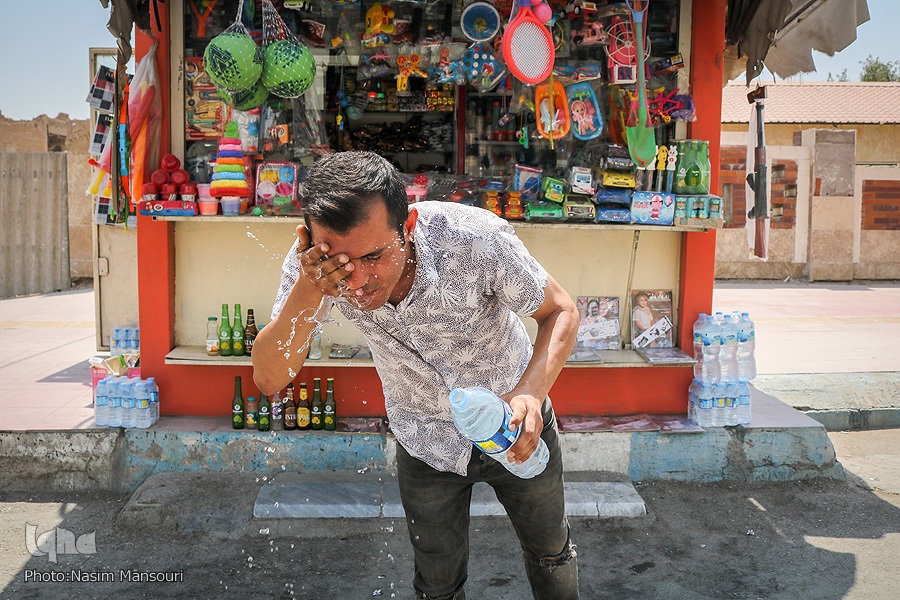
left=483, top=221, right=548, bottom=317
left=271, top=237, right=301, bottom=320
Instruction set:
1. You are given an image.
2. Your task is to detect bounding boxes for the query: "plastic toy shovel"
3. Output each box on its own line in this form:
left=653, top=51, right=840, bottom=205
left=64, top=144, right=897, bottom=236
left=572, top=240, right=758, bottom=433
left=625, top=0, right=656, bottom=168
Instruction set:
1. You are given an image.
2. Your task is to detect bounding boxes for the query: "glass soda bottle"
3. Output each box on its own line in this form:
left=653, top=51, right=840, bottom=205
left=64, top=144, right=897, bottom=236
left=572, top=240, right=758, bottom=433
left=310, top=378, right=323, bottom=430
left=206, top=317, right=219, bottom=356
left=324, top=378, right=337, bottom=431
left=232, top=304, right=245, bottom=357
left=219, top=304, right=233, bottom=356
left=245, top=396, right=258, bottom=430
left=232, top=376, right=244, bottom=429
left=296, top=383, right=311, bottom=430
left=258, top=394, right=271, bottom=432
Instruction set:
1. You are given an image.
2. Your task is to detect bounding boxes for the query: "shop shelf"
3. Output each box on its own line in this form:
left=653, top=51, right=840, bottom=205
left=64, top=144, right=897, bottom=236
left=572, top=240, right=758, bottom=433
left=164, top=345, right=375, bottom=367
left=165, top=345, right=686, bottom=369
left=151, top=215, right=708, bottom=232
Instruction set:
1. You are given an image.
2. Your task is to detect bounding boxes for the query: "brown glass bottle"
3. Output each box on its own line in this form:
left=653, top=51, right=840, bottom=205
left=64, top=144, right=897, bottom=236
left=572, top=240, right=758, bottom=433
left=244, top=309, right=259, bottom=356
left=283, top=383, right=297, bottom=430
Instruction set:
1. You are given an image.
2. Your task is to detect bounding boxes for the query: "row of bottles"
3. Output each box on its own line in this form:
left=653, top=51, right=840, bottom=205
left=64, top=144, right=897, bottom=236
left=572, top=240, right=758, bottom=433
left=231, top=376, right=337, bottom=432
left=94, top=376, right=159, bottom=428
left=207, top=304, right=258, bottom=357
left=690, top=311, right=757, bottom=427
left=110, top=327, right=140, bottom=356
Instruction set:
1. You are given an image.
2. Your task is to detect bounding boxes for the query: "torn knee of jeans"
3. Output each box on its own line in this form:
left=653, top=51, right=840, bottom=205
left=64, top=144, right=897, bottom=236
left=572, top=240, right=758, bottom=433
left=538, top=540, right=577, bottom=572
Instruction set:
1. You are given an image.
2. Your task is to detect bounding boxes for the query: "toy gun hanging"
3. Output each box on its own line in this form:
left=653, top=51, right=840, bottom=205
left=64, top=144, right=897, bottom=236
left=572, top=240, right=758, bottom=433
left=746, top=86, right=768, bottom=258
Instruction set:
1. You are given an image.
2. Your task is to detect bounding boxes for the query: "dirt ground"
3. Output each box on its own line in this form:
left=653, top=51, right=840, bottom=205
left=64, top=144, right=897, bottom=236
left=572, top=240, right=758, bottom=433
left=1, top=431, right=899, bottom=600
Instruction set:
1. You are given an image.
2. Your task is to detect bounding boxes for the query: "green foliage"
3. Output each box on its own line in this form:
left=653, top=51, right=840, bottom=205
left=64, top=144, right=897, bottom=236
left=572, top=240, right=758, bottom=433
left=859, top=55, right=900, bottom=82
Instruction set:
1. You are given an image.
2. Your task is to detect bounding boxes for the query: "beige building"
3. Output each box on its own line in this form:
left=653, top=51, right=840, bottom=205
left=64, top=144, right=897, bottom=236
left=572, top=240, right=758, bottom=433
left=716, top=81, right=900, bottom=280
left=0, top=112, right=93, bottom=281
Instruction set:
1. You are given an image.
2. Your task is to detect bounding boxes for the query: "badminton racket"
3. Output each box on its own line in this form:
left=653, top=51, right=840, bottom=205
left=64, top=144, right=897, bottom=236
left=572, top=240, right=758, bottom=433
left=502, top=0, right=554, bottom=85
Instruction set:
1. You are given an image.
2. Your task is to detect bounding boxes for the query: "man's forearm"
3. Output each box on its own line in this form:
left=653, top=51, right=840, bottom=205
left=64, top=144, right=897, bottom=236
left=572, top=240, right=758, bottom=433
left=252, top=279, right=328, bottom=395
left=516, top=305, right=579, bottom=400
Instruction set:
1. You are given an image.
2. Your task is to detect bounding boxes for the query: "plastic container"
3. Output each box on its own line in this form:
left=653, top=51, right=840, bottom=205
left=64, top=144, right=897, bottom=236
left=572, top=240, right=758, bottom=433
left=738, top=380, right=752, bottom=425
left=718, top=315, right=740, bottom=384
left=448, top=386, right=550, bottom=479
left=221, top=197, right=241, bottom=216
left=198, top=198, right=219, bottom=216
left=107, top=379, right=123, bottom=427
left=121, top=381, right=136, bottom=428
left=147, top=377, right=160, bottom=424
left=197, top=183, right=212, bottom=199
left=737, top=312, right=757, bottom=381
left=135, top=382, right=152, bottom=428
left=699, top=317, right=721, bottom=384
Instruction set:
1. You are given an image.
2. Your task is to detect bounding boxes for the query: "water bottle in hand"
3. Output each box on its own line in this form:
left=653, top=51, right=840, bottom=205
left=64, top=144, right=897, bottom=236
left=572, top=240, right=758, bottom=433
left=449, top=387, right=549, bottom=479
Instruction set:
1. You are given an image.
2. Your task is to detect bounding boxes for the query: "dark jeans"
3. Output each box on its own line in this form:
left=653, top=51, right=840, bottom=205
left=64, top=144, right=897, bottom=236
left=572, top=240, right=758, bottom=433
left=396, top=398, right=579, bottom=600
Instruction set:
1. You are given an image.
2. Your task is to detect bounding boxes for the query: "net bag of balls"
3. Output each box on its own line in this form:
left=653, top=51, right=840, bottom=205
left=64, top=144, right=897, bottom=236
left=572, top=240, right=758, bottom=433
left=261, top=0, right=317, bottom=99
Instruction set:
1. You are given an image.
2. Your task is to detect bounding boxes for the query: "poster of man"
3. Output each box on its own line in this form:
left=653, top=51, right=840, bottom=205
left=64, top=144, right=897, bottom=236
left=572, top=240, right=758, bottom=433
left=575, top=296, right=621, bottom=350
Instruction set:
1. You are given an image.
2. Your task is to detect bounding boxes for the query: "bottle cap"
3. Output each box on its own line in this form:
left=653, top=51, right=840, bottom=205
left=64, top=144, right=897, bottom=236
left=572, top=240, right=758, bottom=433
left=141, top=182, right=159, bottom=195
left=161, top=154, right=181, bottom=172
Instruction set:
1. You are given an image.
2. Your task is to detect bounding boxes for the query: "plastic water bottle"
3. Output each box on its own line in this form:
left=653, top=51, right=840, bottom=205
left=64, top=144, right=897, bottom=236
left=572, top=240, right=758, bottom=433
left=700, top=316, right=721, bottom=383
left=94, top=379, right=110, bottom=427
left=738, top=380, right=752, bottom=425
left=725, top=382, right=739, bottom=426
left=121, top=381, right=136, bottom=428
left=107, top=379, right=123, bottom=427
left=448, top=387, right=549, bottom=479
left=687, top=378, right=700, bottom=423
left=692, top=313, right=707, bottom=379
left=693, top=382, right=712, bottom=427
left=146, top=377, right=160, bottom=423
left=110, top=328, right=123, bottom=356
left=718, top=315, right=740, bottom=384
left=135, top=382, right=151, bottom=428
left=711, top=383, right=727, bottom=427
left=737, top=312, right=757, bottom=380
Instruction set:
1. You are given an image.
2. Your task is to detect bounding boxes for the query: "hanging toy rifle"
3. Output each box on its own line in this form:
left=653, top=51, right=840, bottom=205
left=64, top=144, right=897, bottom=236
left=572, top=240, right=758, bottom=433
left=746, top=86, right=768, bottom=259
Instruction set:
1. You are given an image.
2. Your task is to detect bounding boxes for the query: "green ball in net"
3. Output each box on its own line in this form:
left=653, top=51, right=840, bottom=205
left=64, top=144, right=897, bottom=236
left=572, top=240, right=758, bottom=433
left=218, top=79, right=269, bottom=111
left=203, top=32, right=263, bottom=92
left=262, top=40, right=316, bottom=98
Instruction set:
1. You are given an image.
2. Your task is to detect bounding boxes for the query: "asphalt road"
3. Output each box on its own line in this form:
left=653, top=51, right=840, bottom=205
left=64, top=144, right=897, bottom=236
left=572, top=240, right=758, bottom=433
left=1, top=430, right=898, bottom=600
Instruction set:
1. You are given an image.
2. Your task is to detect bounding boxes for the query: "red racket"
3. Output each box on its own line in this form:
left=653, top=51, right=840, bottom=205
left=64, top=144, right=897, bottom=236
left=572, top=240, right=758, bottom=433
left=502, top=0, right=555, bottom=85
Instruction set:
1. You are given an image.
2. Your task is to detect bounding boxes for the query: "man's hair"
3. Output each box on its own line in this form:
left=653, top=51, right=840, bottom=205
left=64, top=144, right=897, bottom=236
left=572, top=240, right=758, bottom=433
left=300, top=152, right=407, bottom=236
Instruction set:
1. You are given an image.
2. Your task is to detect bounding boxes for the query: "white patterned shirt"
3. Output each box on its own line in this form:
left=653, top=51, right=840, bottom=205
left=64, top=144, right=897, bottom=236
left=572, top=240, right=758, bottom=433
left=272, top=201, right=548, bottom=475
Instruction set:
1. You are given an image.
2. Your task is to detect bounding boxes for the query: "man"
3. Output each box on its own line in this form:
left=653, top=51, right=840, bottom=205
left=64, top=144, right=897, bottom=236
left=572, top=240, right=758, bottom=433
left=253, top=152, right=580, bottom=600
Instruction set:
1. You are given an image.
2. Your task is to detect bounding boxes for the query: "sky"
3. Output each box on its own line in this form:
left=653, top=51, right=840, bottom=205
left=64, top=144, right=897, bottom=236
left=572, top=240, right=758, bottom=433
left=0, top=0, right=897, bottom=122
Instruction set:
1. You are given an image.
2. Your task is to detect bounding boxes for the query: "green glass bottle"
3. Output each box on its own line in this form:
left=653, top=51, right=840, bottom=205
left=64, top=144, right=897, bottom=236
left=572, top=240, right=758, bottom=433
left=324, top=378, right=336, bottom=431
left=258, top=393, right=271, bottom=432
left=232, top=304, right=245, bottom=357
left=310, top=378, right=323, bottom=430
left=219, top=304, right=233, bottom=356
left=231, top=376, right=244, bottom=429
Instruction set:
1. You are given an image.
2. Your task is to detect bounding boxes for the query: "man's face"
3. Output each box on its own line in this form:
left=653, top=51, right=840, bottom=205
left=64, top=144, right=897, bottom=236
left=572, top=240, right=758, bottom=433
left=309, top=201, right=415, bottom=311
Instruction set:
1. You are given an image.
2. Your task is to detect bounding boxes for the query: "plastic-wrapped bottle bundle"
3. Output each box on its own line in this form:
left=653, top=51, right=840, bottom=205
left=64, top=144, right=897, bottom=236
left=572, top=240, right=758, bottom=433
left=449, top=387, right=549, bottom=479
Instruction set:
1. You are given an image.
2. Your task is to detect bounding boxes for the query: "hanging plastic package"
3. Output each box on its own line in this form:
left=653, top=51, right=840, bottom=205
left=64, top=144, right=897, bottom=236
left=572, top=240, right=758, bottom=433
left=129, top=44, right=163, bottom=207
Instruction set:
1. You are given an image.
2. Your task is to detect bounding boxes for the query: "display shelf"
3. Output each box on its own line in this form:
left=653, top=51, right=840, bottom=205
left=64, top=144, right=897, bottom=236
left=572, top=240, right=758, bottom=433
left=152, top=215, right=708, bottom=231
left=165, top=345, right=375, bottom=367
left=166, top=345, right=688, bottom=369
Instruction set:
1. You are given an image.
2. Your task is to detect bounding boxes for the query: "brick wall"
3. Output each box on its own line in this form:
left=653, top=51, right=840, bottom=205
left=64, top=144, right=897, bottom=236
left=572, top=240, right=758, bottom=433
left=718, top=146, right=797, bottom=230
left=861, top=180, right=900, bottom=230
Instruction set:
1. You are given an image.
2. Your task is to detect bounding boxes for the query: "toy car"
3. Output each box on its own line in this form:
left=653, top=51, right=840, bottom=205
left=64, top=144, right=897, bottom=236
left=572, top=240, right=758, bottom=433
left=601, top=169, right=636, bottom=188
left=570, top=22, right=606, bottom=47
left=566, top=1, right=599, bottom=21
left=563, top=195, right=596, bottom=221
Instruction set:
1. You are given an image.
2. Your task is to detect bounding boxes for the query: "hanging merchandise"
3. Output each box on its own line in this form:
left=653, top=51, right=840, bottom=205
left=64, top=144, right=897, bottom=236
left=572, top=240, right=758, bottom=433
left=218, top=79, right=269, bottom=111
left=623, top=0, right=656, bottom=168
left=746, top=86, right=769, bottom=259
left=362, top=2, right=395, bottom=48
left=463, top=42, right=507, bottom=92
left=566, top=81, right=602, bottom=141
left=128, top=44, right=162, bottom=206
left=535, top=76, right=570, bottom=144
left=604, top=9, right=649, bottom=85
left=261, top=0, right=317, bottom=98
left=502, top=0, right=555, bottom=85
left=203, top=1, right=264, bottom=93
left=460, top=2, right=502, bottom=42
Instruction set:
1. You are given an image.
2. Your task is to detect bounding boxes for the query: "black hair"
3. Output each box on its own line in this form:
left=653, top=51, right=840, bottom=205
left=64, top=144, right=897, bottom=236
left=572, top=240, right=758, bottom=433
left=300, top=152, right=408, bottom=236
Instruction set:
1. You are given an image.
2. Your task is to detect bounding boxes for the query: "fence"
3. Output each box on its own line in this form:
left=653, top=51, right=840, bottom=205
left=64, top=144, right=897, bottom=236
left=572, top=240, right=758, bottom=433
left=0, top=152, right=70, bottom=298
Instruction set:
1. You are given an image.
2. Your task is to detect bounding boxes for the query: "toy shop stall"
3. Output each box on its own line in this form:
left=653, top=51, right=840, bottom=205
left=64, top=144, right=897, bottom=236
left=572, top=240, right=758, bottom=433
left=130, top=0, right=726, bottom=421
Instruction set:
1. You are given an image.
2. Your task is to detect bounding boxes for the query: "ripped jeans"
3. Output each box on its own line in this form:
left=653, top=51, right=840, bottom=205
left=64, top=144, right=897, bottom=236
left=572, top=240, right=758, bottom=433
left=396, top=398, right=579, bottom=600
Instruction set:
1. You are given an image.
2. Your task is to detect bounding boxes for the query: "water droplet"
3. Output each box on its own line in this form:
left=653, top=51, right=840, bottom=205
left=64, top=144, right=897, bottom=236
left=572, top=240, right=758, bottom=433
left=259, top=528, right=269, bottom=535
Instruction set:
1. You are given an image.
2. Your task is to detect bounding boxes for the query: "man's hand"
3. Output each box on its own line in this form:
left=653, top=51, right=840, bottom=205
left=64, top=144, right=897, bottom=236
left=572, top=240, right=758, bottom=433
left=296, top=224, right=362, bottom=298
left=504, top=391, right=544, bottom=464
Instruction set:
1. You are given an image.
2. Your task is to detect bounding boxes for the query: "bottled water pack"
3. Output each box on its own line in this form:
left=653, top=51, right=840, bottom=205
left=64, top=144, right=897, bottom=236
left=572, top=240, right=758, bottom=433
left=95, top=375, right=160, bottom=428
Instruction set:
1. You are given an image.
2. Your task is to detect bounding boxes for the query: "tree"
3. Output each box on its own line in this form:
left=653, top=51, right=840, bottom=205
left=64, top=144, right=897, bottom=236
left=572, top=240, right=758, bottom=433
left=859, top=55, right=900, bottom=82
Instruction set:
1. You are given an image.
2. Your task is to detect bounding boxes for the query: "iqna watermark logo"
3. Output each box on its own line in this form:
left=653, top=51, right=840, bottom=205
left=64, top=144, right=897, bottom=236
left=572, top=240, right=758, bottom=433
left=25, top=524, right=96, bottom=563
